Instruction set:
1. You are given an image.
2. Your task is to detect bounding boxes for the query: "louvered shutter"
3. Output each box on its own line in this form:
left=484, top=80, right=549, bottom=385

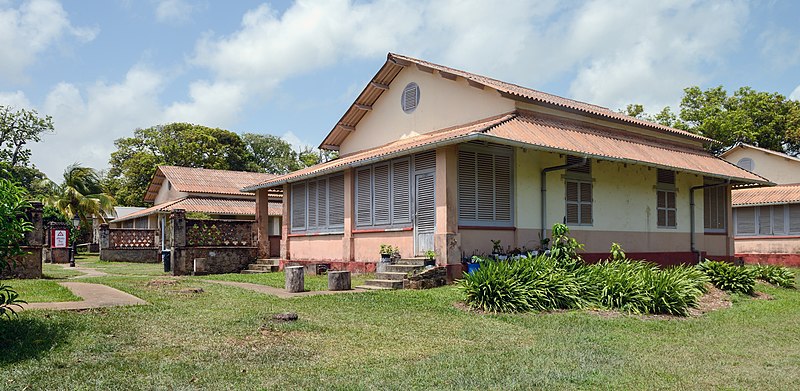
left=667, top=191, right=676, bottom=227
left=735, top=207, right=755, bottom=235
left=566, top=181, right=579, bottom=224
left=789, top=204, right=800, bottom=234
left=391, top=159, right=411, bottom=224
left=414, top=151, right=436, bottom=171
left=657, top=169, right=675, bottom=185
left=356, top=167, right=372, bottom=226
left=373, top=163, right=391, bottom=225
left=291, top=182, right=306, bottom=231
left=758, top=206, right=771, bottom=235
left=458, top=150, right=477, bottom=221
left=566, top=156, right=591, bottom=174
left=328, top=174, right=345, bottom=228
left=307, top=180, right=318, bottom=229
left=580, top=182, right=593, bottom=225
left=495, top=154, right=512, bottom=222
left=317, top=178, right=328, bottom=229
left=703, top=188, right=712, bottom=228
left=476, top=153, right=495, bottom=221
left=773, top=205, right=785, bottom=235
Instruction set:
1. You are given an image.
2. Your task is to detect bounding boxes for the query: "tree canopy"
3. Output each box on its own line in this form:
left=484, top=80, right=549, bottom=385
left=0, top=105, right=54, bottom=198
left=624, top=86, right=800, bottom=155
left=46, top=164, right=116, bottom=235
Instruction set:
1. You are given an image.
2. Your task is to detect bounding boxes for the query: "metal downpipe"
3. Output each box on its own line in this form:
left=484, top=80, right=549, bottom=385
left=540, top=156, right=587, bottom=242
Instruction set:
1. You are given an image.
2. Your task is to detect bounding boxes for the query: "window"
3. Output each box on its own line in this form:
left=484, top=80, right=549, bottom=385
left=355, top=157, right=413, bottom=228
left=402, top=82, right=420, bottom=113
left=457, top=142, right=513, bottom=226
left=268, top=216, right=281, bottom=236
left=703, top=185, right=727, bottom=232
left=735, top=204, right=800, bottom=236
left=565, top=156, right=592, bottom=225
left=290, top=173, right=345, bottom=233
left=736, top=158, right=754, bottom=171
left=656, top=169, right=676, bottom=228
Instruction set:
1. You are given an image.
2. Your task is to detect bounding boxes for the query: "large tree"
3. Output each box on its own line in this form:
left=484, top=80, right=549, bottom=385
left=0, top=105, right=54, bottom=198
left=241, top=133, right=303, bottom=174
left=106, top=123, right=258, bottom=206
left=625, top=86, right=800, bottom=155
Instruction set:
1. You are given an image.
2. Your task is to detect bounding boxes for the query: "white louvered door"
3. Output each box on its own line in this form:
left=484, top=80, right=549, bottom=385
left=414, top=172, right=435, bottom=255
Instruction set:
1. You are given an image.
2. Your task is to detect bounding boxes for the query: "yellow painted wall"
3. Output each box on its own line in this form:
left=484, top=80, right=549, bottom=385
left=723, top=147, right=800, bottom=184
left=154, top=179, right=188, bottom=204
left=339, top=67, right=515, bottom=155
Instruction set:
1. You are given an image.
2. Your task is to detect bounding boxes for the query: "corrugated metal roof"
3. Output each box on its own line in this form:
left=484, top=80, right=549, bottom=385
left=144, top=166, right=279, bottom=202
left=111, top=197, right=282, bottom=223
left=246, top=111, right=767, bottom=191
left=319, top=52, right=714, bottom=150
left=732, top=184, right=800, bottom=206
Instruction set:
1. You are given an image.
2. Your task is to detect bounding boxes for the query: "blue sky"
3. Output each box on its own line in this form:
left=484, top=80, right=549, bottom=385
left=1, top=0, right=799, bottom=181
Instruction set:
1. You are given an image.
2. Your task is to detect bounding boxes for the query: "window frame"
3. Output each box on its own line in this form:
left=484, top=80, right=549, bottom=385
left=703, top=185, right=727, bottom=233
left=290, top=173, right=345, bottom=234
left=734, top=203, right=800, bottom=237
left=457, top=142, right=515, bottom=227
left=355, top=156, right=413, bottom=229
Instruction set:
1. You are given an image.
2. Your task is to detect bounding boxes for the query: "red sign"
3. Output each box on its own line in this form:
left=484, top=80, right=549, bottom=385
left=52, top=229, right=69, bottom=248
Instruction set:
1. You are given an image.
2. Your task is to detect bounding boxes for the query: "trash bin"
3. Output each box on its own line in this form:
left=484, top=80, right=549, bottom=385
left=161, top=250, right=171, bottom=272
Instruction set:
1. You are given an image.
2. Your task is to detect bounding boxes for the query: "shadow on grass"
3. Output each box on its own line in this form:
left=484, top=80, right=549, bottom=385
left=0, top=316, right=73, bottom=364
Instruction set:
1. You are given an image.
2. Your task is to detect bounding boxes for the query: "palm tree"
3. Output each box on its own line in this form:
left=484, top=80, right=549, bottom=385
left=45, top=163, right=116, bottom=229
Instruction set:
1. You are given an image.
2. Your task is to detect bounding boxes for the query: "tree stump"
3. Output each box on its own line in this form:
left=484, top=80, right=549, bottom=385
left=327, top=271, right=351, bottom=291
left=285, top=266, right=304, bottom=293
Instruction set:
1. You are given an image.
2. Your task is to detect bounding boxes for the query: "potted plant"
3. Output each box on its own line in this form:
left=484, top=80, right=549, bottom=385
left=424, top=250, right=436, bottom=267
left=466, top=255, right=481, bottom=274
left=379, top=244, right=396, bottom=262
left=490, top=240, right=503, bottom=259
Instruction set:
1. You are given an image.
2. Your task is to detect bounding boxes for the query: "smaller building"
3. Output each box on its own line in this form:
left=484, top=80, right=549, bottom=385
left=721, top=143, right=800, bottom=266
left=110, top=166, right=283, bottom=257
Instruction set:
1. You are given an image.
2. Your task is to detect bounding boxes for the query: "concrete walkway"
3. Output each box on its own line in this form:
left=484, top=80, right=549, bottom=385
left=203, top=280, right=367, bottom=299
left=54, top=263, right=109, bottom=278
left=20, top=282, right=147, bottom=311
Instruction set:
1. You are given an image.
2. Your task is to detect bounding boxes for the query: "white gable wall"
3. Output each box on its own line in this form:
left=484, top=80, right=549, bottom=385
left=154, top=179, right=188, bottom=205
left=338, top=67, right=516, bottom=155
left=722, top=147, right=800, bottom=185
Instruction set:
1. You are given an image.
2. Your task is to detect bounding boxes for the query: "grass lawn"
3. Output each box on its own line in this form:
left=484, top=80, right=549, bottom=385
left=205, top=271, right=374, bottom=291
left=42, top=263, right=85, bottom=279
left=2, top=279, right=80, bottom=303
left=76, top=254, right=168, bottom=276
left=2, top=272, right=799, bottom=389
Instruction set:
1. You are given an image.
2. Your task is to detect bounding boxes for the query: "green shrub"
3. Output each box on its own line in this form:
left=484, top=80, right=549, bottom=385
left=581, top=259, right=654, bottom=314
left=750, top=265, right=796, bottom=289
left=644, top=266, right=708, bottom=316
left=548, top=223, right=584, bottom=271
left=696, top=260, right=755, bottom=295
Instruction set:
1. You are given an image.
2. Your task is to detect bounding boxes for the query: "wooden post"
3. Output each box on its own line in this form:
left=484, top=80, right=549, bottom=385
left=327, top=271, right=351, bottom=291
left=285, top=265, right=304, bottom=293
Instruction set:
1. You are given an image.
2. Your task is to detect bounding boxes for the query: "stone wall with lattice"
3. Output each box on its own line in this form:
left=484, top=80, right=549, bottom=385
left=186, top=219, right=256, bottom=247
left=109, top=229, right=158, bottom=248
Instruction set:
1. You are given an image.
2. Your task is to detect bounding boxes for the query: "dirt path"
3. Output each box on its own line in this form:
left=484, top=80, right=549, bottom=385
left=20, top=282, right=147, bottom=311
left=203, top=280, right=367, bottom=299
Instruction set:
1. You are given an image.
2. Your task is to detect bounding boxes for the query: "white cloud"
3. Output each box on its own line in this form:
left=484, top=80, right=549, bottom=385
left=566, top=0, right=749, bottom=111
left=28, top=66, right=165, bottom=179
left=280, top=130, right=313, bottom=152
left=790, top=84, right=800, bottom=101
left=164, top=80, right=247, bottom=127
left=155, top=0, right=198, bottom=23
left=0, top=90, right=32, bottom=108
left=0, top=0, right=97, bottom=82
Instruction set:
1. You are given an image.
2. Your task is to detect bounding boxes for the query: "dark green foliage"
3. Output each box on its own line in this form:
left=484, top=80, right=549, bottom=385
left=696, top=260, right=755, bottom=295
left=0, top=283, right=26, bottom=319
left=457, top=259, right=532, bottom=313
left=581, top=260, right=655, bottom=314
left=548, top=223, right=584, bottom=271
left=750, top=264, right=796, bottom=289
left=0, top=178, right=32, bottom=318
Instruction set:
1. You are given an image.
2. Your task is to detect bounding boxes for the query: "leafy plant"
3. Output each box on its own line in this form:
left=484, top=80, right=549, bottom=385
left=0, top=282, right=26, bottom=319
left=424, top=250, right=436, bottom=260
left=0, top=178, right=33, bottom=318
left=610, top=242, right=626, bottom=261
left=549, top=223, right=584, bottom=271
left=696, top=260, right=756, bottom=295
left=750, top=264, right=796, bottom=288
left=379, top=244, right=397, bottom=255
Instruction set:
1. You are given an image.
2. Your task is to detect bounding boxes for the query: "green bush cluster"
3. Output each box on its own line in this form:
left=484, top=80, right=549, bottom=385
left=696, top=260, right=756, bottom=295
left=750, top=264, right=796, bottom=289
left=458, top=255, right=708, bottom=316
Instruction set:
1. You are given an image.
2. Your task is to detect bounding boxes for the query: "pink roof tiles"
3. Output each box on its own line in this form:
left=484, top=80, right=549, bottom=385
left=111, top=197, right=283, bottom=223
left=732, top=184, right=800, bottom=206
left=144, top=166, right=277, bottom=202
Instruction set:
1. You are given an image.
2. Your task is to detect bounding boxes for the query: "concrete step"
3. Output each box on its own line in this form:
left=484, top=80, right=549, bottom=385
left=355, top=285, right=393, bottom=291
left=397, top=258, right=427, bottom=266
left=385, top=264, right=423, bottom=273
left=255, top=258, right=280, bottom=266
left=376, top=272, right=409, bottom=281
left=361, top=279, right=404, bottom=289
left=248, top=264, right=279, bottom=272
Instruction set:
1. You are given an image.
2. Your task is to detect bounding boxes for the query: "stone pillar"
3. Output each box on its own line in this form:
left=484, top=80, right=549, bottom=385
left=98, top=224, right=110, bottom=260
left=434, top=145, right=462, bottom=281
left=170, top=209, right=186, bottom=275
left=255, top=188, right=271, bottom=258
left=342, top=168, right=355, bottom=262
left=280, top=184, right=291, bottom=260
left=25, top=201, right=44, bottom=246
left=47, top=221, right=71, bottom=263
left=328, top=271, right=351, bottom=291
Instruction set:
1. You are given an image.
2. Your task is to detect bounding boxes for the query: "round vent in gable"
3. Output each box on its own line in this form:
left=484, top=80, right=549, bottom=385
left=401, top=82, right=420, bottom=113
